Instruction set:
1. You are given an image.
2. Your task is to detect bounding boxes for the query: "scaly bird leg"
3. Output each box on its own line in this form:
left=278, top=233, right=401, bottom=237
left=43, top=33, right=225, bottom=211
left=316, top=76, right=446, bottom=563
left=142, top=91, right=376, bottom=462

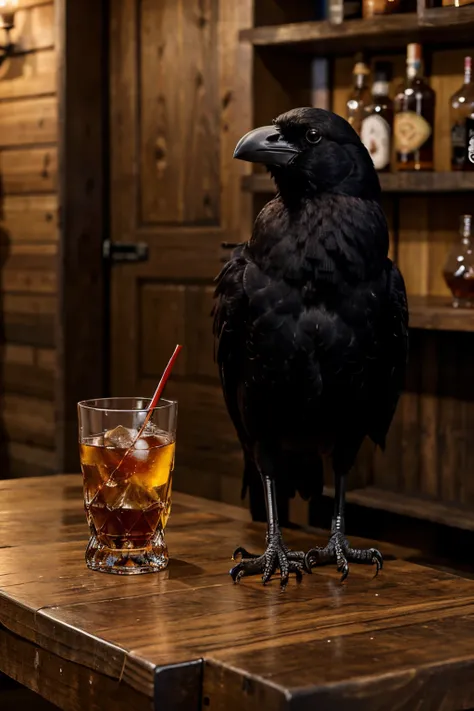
left=304, top=475, right=383, bottom=582
left=230, top=472, right=305, bottom=589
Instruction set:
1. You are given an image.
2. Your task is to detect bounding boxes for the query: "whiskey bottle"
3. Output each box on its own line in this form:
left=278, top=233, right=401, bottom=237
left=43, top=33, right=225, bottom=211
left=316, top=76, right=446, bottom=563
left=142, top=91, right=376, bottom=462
left=450, top=56, right=474, bottom=171
left=363, top=0, right=400, bottom=18
left=443, top=215, right=474, bottom=308
left=361, top=62, right=393, bottom=172
left=346, top=55, right=371, bottom=136
left=394, top=44, right=436, bottom=171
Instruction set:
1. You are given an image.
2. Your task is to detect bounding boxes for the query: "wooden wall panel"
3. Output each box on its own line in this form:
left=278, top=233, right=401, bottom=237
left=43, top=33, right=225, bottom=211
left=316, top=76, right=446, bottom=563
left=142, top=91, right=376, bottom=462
left=1, top=196, right=58, bottom=242
left=9, top=4, right=55, bottom=53
left=0, top=97, right=57, bottom=147
left=0, top=1, right=57, bottom=480
left=140, top=283, right=217, bottom=381
left=0, top=50, right=56, bottom=100
left=0, top=148, right=57, bottom=194
left=139, top=0, right=220, bottom=226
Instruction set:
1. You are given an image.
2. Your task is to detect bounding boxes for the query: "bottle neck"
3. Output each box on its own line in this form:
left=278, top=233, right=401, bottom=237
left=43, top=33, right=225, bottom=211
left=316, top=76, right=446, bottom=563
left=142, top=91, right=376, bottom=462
left=372, top=80, right=389, bottom=97
left=355, top=73, right=366, bottom=90
left=461, top=216, right=472, bottom=243
left=407, top=59, right=421, bottom=80
left=464, top=67, right=472, bottom=85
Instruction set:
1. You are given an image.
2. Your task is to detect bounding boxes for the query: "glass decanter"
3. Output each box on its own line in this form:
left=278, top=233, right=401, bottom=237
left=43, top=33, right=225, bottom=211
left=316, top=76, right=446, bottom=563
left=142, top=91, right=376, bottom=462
left=443, top=214, right=474, bottom=308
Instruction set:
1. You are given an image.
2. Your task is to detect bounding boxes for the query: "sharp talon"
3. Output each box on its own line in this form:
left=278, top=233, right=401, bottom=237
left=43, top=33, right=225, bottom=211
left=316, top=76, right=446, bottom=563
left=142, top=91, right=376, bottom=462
left=340, top=563, right=349, bottom=583
left=232, top=546, right=255, bottom=561
left=295, top=567, right=303, bottom=583
left=228, top=537, right=304, bottom=587
left=371, top=549, right=383, bottom=576
left=280, top=576, right=289, bottom=591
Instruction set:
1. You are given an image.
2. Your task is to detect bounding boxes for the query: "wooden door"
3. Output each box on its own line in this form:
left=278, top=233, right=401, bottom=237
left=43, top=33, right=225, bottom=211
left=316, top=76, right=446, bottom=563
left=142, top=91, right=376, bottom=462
left=109, top=0, right=252, bottom=504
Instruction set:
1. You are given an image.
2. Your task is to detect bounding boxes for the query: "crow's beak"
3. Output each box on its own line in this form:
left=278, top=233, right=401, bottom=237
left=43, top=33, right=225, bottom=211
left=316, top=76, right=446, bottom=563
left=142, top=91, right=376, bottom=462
left=233, top=125, right=300, bottom=167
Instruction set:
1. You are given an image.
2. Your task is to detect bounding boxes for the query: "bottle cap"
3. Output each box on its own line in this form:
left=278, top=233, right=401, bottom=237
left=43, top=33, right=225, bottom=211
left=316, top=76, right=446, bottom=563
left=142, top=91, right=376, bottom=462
left=373, top=61, right=392, bottom=82
left=407, top=43, right=422, bottom=63
left=461, top=214, right=472, bottom=237
left=465, top=56, right=472, bottom=72
left=353, top=52, right=369, bottom=75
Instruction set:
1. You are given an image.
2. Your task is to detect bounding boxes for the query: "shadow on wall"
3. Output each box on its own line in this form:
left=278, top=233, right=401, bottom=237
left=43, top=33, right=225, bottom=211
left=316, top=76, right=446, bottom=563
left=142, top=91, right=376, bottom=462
left=0, top=173, right=11, bottom=477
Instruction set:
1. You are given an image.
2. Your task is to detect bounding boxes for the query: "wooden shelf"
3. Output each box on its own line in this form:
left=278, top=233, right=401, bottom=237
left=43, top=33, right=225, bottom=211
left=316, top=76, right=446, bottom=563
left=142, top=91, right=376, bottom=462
left=324, top=485, right=474, bottom=532
left=242, top=172, right=474, bottom=194
left=240, top=7, right=474, bottom=55
left=409, top=295, right=474, bottom=332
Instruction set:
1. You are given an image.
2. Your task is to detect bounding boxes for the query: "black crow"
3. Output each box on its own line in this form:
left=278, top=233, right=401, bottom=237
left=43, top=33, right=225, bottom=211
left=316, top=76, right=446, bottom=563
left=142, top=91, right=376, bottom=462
left=213, top=108, right=408, bottom=587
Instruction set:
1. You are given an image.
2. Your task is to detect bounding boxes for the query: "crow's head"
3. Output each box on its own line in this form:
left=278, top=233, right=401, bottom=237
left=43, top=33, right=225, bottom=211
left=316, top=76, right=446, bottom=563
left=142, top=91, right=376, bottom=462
left=234, top=107, right=380, bottom=202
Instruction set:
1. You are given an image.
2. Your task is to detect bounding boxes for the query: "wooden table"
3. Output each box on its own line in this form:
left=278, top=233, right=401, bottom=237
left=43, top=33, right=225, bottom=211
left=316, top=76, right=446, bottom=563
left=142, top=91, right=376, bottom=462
left=2, top=476, right=474, bottom=711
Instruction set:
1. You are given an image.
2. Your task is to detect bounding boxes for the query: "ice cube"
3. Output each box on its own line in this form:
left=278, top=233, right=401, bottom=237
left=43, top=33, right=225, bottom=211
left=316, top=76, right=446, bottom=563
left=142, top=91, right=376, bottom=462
left=132, top=437, right=149, bottom=461
left=104, top=425, right=137, bottom=450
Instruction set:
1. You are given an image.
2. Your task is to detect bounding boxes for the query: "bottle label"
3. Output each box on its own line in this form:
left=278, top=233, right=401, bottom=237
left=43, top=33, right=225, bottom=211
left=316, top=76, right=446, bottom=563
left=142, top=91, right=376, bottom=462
left=361, top=114, right=391, bottom=170
left=452, top=122, right=466, bottom=168
left=394, top=111, right=432, bottom=154
left=468, top=118, right=474, bottom=165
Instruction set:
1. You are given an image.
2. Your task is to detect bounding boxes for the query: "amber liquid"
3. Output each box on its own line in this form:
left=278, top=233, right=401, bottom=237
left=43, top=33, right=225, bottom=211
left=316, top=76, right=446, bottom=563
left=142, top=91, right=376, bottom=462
left=443, top=270, right=474, bottom=307
left=80, top=434, right=175, bottom=550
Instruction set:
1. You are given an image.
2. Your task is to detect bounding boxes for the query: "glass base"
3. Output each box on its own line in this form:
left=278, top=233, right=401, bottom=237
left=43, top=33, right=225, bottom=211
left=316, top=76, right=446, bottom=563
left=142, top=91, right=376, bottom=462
left=85, top=534, right=169, bottom=575
left=452, top=298, right=474, bottom=309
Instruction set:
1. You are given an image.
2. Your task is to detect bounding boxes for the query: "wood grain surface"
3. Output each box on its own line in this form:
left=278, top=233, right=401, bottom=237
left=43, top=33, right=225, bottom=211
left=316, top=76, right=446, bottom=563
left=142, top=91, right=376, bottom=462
left=1, top=476, right=474, bottom=710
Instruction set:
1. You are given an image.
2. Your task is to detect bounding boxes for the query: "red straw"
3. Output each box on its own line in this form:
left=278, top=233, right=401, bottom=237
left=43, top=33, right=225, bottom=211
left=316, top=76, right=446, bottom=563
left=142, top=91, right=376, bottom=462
left=111, top=344, right=182, bottom=474
left=134, top=343, right=182, bottom=440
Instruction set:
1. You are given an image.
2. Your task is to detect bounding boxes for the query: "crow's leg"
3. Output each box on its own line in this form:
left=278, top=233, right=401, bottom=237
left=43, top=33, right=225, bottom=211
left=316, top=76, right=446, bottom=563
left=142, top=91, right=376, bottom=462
left=230, top=448, right=305, bottom=589
left=304, top=474, right=383, bottom=582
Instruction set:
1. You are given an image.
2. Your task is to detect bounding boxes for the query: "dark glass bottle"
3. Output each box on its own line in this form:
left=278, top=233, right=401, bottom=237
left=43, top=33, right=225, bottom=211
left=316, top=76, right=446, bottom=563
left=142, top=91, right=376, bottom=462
left=443, top=215, right=474, bottom=308
left=346, top=55, right=371, bottom=136
left=394, top=43, right=436, bottom=171
left=361, top=62, right=393, bottom=172
left=450, top=56, right=474, bottom=172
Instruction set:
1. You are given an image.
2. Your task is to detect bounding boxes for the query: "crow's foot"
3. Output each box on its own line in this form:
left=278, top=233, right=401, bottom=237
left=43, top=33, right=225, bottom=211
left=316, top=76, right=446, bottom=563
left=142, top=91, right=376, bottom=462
left=230, top=534, right=305, bottom=589
left=304, top=532, right=383, bottom=583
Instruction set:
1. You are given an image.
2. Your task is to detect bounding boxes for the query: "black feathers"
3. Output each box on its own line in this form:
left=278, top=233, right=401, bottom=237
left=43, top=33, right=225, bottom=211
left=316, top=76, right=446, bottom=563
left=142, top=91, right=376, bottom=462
left=213, top=108, right=408, bottom=523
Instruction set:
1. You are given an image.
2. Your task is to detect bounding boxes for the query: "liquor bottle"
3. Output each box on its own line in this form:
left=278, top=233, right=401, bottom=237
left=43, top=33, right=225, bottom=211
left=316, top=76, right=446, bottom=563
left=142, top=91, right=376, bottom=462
left=327, top=0, right=362, bottom=22
left=443, top=215, right=474, bottom=308
left=361, top=62, right=393, bottom=172
left=362, top=0, right=400, bottom=17
left=394, top=44, right=436, bottom=171
left=346, top=55, right=371, bottom=135
left=450, top=56, right=474, bottom=171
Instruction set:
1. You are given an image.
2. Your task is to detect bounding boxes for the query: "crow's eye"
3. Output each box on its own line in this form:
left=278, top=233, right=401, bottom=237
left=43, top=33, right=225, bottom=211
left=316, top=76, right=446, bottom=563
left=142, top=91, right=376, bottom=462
left=306, top=129, right=321, bottom=145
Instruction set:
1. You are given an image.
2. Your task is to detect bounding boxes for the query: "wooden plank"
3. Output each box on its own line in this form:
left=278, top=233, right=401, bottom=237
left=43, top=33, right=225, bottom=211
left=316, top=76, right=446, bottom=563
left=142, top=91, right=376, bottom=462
left=0, top=195, right=58, bottom=242
left=5, top=442, right=56, bottom=478
left=218, top=0, right=252, bottom=239
left=139, top=0, right=220, bottom=226
left=140, top=283, right=218, bottom=381
left=239, top=10, right=474, bottom=54
left=2, top=478, right=474, bottom=710
left=2, top=359, right=55, bottom=399
left=2, top=394, right=55, bottom=447
left=339, top=485, right=474, bottom=532
left=55, top=0, right=106, bottom=472
left=0, top=49, right=56, bottom=100
left=0, top=626, right=152, bottom=711
left=409, top=295, right=474, bottom=331
left=0, top=147, right=58, bottom=193
left=0, top=96, right=57, bottom=146
left=2, top=267, right=56, bottom=293
left=8, top=4, right=55, bottom=54
left=3, top=293, right=55, bottom=347
left=241, top=172, right=474, bottom=194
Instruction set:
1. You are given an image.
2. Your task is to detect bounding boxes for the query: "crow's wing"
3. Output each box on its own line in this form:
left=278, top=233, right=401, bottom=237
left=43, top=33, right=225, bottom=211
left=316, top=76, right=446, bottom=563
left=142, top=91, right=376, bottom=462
left=213, top=245, right=250, bottom=450
left=213, top=247, right=273, bottom=520
left=368, top=259, right=409, bottom=448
